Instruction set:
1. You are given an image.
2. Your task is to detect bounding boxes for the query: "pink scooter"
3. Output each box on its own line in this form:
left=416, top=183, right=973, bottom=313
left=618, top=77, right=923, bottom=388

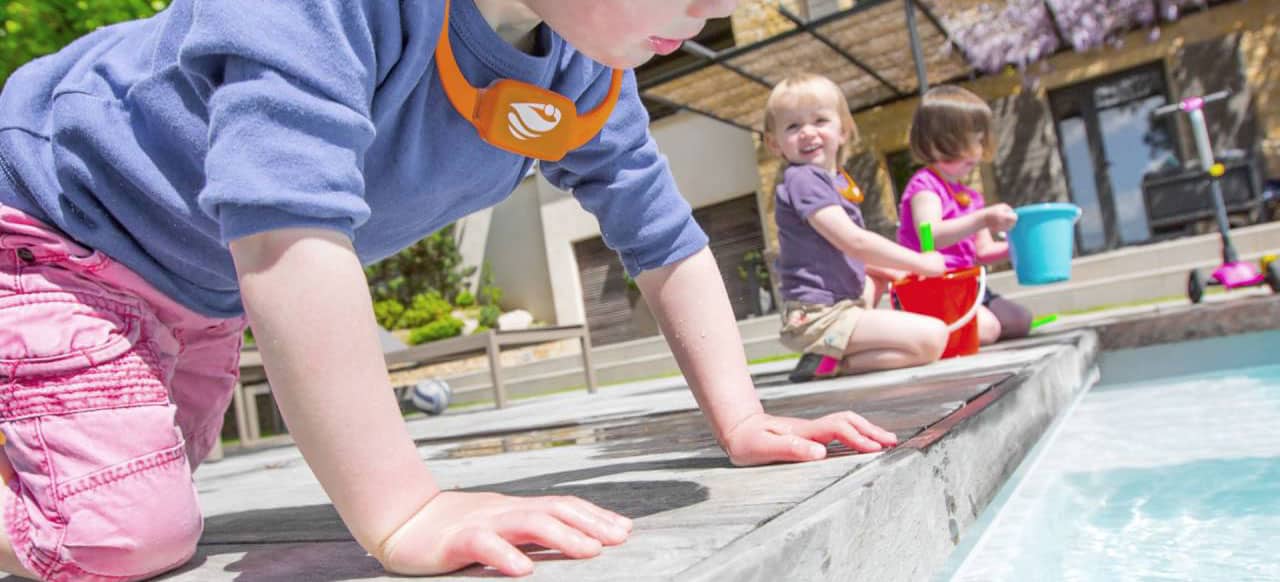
left=1152, top=91, right=1280, bottom=302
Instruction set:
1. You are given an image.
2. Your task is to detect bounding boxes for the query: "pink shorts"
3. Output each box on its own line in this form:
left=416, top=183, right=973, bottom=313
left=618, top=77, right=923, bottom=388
left=0, top=206, right=245, bottom=581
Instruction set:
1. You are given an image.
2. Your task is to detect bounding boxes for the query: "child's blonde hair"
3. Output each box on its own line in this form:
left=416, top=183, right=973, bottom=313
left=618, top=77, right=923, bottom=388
left=764, top=73, right=858, bottom=164
left=909, top=85, right=994, bottom=164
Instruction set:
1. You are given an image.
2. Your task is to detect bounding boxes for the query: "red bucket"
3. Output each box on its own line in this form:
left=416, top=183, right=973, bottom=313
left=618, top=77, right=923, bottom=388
left=892, top=266, right=985, bottom=359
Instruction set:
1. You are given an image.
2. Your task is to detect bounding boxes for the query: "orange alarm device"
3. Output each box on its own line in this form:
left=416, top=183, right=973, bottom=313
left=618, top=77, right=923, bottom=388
left=838, top=168, right=864, bottom=204
left=925, top=167, right=971, bottom=207
left=436, top=0, right=624, bottom=161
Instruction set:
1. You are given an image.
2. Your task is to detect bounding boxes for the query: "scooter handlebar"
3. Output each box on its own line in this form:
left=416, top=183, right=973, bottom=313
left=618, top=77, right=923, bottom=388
left=1152, top=90, right=1231, bottom=118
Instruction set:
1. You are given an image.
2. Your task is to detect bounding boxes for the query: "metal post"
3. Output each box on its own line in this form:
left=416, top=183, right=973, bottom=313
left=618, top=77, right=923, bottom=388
left=485, top=331, right=507, bottom=409
left=1188, top=108, right=1238, bottom=263
left=905, top=0, right=928, bottom=93
left=579, top=329, right=598, bottom=394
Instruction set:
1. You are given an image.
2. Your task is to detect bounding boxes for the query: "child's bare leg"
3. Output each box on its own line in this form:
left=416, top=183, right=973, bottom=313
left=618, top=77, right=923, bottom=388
left=863, top=275, right=888, bottom=309
left=986, top=296, right=1032, bottom=340
left=840, top=310, right=947, bottom=373
left=977, top=306, right=1002, bottom=345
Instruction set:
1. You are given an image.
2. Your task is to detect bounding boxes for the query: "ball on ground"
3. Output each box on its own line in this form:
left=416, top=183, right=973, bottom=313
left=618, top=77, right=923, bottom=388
left=410, top=378, right=452, bottom=416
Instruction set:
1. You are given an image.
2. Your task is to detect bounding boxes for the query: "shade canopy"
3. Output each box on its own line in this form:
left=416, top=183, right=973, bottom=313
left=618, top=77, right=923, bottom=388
left=638, top=0, right=1218, bottom=133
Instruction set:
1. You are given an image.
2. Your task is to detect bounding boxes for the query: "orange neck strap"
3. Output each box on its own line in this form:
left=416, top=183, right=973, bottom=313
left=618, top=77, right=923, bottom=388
left=436, top=0, right=624, bottom=161
left=925, top=167, right=972, bottom=207
left=838, top=168, right=864, bottom=204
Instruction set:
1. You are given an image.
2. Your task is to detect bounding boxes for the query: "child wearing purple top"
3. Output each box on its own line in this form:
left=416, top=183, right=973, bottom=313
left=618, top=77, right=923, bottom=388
left=764, top=74, right=949, bottom=383
left=0, top=2, right=902, bottom=579
left=896, top=85, right=1032, bottom=344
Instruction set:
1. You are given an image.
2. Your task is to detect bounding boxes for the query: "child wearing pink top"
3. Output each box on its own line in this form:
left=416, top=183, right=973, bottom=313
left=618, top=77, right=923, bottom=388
left=897, top=86, right=1032, bottom=343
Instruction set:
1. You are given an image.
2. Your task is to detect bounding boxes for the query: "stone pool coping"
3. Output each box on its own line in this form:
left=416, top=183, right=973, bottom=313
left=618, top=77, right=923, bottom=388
left=134, top=293, right=1279, bottom=581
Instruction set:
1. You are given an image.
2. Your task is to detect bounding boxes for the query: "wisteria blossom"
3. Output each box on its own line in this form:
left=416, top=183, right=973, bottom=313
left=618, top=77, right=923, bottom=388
left=941, top=0, right=1212, bottom=72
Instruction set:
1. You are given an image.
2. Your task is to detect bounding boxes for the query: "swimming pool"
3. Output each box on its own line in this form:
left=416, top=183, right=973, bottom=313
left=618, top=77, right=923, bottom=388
left=942, top=329, right=1280, bottom=581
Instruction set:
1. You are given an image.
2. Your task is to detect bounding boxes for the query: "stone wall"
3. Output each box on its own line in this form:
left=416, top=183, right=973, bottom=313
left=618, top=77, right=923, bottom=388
left=848, top=148, right=899, bottom=238
left=990, top=89, right=1070, bottom=207
left=1169, top=34, right=1259, bottom=159
left=1240, top=14, right=1280, bottom=178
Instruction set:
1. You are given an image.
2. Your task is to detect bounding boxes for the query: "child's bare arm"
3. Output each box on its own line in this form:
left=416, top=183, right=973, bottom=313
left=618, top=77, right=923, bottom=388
left=635, top=247, right=899, bottom=465
left=230, top=228, right=629, bottom=576
left=909, top=191, right=988, bottom=248
left=973, top=228, right=1010, bottom=264
left=808, top=206, right=945, bottom=277
left=231, top=229, right=438, bottom=544
left=865, top=264, right=909, bottom=282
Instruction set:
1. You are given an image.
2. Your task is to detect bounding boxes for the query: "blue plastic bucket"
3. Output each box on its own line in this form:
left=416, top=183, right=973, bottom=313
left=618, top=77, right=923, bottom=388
left=1008, top=203, right=1082, bottom=285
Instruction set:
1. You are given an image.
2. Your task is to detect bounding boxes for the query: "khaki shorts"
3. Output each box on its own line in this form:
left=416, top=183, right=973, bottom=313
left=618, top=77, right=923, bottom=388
left=779, top=298, right=867, bottom=359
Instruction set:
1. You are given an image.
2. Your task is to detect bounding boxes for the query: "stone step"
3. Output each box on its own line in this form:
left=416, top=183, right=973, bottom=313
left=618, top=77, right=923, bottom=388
left=583, top=313, right=782, bottom=367
left=999, top=249, right=1278, bottom=316
left=444, top=324, right=791, bottom=406
left=988, top=221, right=1280, bottom=294
left=436, top=313, right=780, bottom=388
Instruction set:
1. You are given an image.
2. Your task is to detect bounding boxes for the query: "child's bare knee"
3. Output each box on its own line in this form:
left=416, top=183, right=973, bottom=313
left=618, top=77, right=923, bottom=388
left=919, top=321, right=948, bottom=362
left=979, top=316, right=1002, bottom=345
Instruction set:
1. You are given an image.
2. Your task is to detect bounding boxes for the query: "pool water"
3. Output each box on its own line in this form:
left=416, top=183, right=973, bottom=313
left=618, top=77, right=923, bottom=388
left=944, top=332, right=1280, bottom=581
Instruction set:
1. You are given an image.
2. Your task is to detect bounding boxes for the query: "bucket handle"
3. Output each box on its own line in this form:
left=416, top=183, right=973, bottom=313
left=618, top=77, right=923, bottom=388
left=945, top=267, right=986, bottom=333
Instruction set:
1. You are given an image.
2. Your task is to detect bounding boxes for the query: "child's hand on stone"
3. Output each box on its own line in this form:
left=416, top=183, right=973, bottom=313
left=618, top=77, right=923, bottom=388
left=721, top=411, right=898, bottom=466
left=375, top=490, right=632, bottom=576
left=983, top=203, right=1017, bottom=233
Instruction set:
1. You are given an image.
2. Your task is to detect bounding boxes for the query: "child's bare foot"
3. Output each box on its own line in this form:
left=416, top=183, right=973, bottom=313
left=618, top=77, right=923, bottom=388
left=788, top=353, right=840, bottom=383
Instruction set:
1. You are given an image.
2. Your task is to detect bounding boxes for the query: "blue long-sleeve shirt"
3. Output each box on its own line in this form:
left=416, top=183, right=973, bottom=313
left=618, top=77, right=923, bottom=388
left=0, top=0, right=707, bottom=317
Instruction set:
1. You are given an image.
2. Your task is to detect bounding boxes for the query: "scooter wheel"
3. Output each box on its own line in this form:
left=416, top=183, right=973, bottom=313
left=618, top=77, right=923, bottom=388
left=1266, top=261, right=1280, bottom=294
left=1188, top=269, right=1205, bottom=304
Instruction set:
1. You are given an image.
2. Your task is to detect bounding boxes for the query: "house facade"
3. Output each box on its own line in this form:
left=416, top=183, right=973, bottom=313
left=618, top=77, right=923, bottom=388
left=465, top=0, right=1280, bottom=345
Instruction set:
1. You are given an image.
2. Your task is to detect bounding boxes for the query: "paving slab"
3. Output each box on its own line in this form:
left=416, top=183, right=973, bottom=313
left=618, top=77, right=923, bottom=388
left=4, top=294, right=1271, bottom=581
left=114, top=326, right=1095, bottom=582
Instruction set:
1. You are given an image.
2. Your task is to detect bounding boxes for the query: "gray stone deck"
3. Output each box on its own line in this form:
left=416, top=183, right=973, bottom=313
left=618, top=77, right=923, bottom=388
left=169, top=331, right=1097, bottom=581
left=8, top=293, right=1276, bottom=582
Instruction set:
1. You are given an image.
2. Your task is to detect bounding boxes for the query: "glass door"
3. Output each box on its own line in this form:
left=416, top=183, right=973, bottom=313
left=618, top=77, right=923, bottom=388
left=1050, top=65, right=1179, bottom=254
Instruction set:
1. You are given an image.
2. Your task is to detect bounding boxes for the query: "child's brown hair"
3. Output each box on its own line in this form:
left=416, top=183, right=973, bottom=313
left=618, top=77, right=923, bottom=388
left=763, top=73, right=858, bottom=164
left=909, top=85, right=994, bottom=164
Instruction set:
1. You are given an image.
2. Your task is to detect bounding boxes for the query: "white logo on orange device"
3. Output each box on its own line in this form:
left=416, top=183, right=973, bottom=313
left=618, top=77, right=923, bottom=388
left=508, top=102, right=562, bottom=140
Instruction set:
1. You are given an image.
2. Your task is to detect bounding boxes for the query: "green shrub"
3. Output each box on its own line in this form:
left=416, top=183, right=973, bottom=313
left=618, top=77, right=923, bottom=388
left=408, top=316, right=463, bottom=345
left=365, top=223, right=475, bottom=310
left=399, top=291, right=452, bottom=329
left=372, top=299, right=406, bottom=331
left=1, top=0, right=170, bottom=87
left=478, top=304, right=501, bottom=329
left=364, top=223, right=494, bottom=331
left=736, top=250, right=770, bottom=284
left=477, top=262, right=503, bottom=306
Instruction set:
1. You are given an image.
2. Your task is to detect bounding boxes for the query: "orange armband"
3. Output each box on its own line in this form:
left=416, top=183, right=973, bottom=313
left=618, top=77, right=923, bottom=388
left=436, top=0, right=623, bottom=161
